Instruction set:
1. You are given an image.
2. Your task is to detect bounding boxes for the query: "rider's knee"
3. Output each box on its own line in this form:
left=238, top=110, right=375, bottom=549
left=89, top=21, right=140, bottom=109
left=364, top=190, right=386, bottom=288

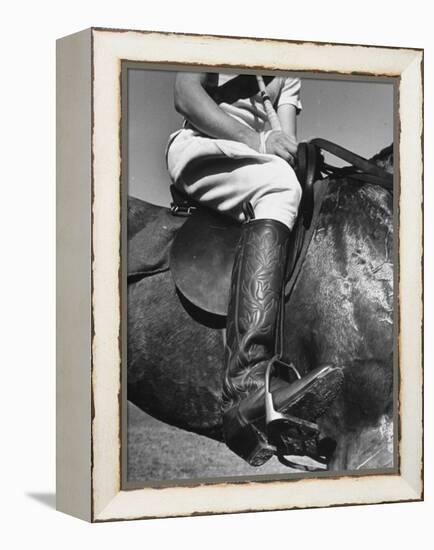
left=268, top=157, right=302, bottom=206
left=252, top=160, right=302, bottom=228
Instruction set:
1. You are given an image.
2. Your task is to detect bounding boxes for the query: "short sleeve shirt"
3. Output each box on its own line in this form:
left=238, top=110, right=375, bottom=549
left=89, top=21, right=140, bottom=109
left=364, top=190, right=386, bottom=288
left=214, top=74, right=302, bottom=132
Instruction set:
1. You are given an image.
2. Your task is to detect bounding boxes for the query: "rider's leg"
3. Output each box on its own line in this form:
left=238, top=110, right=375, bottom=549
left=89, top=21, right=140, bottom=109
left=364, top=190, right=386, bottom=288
left=176, top=155, right=301, bottom=227
left=222, top=216, right=342, bottom=465
left=179, top=155, right=343, bottom=465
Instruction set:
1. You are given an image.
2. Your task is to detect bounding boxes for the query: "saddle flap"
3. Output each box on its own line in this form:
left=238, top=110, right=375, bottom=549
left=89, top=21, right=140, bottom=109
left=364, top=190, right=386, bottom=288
left=169, top=209, right=241, bottom=317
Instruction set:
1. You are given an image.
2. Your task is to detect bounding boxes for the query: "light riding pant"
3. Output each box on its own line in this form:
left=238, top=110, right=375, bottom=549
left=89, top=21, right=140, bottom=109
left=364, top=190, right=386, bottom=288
left=166, top=130, right=302, bottom=229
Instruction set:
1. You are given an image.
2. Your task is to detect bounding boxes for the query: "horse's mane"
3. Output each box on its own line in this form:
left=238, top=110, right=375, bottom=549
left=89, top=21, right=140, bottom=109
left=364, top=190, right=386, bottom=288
left=369, top=144, right=393, bottom=174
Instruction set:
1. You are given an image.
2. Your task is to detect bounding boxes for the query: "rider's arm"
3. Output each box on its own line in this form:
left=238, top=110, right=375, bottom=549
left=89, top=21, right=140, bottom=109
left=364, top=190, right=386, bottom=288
left=275, top=103, right=298, bottom=165
left=174, top=72, right=260, bottom=151
left=277, top=103, right=297, bottom=141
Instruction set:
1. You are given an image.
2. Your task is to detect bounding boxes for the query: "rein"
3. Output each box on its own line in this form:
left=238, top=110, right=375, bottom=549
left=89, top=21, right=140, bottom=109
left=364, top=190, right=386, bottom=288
left=256, top=76, right=393, bottom=192
left=311, top=138, right=393, bottom=192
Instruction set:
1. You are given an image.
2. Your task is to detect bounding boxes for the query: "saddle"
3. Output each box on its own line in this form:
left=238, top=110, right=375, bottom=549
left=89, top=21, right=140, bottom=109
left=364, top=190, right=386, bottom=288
left=169, top=139, right=393, bottom=317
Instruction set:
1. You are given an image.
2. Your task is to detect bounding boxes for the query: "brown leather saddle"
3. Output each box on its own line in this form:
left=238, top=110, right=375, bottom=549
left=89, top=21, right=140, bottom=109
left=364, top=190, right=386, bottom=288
left=169, top=141, right=321, bottom=316
left=169, top=139, right=393, bottom=317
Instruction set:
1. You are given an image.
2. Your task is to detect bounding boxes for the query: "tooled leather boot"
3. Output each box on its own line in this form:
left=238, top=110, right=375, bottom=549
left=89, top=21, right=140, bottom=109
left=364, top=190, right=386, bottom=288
left=222, top=218, right=343, bottom=466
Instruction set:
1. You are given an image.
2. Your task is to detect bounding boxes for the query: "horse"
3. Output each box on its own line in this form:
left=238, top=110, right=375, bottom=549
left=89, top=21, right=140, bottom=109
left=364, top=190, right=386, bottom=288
left=127, top=144, right=394, bottom=472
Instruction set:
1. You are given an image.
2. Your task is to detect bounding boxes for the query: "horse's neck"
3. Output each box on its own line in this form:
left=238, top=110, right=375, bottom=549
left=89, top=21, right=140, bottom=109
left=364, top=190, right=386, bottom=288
left=281, top=178, right=393, bottom=373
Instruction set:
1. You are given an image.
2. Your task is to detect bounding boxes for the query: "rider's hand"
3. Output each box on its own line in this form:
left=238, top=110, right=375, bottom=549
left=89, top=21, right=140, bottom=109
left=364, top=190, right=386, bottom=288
left=265, top=131, right=298, bottom=166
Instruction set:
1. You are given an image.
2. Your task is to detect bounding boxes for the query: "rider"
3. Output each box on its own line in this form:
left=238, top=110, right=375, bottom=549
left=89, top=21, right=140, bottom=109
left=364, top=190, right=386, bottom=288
left=166, top=72, right=341, bottom=466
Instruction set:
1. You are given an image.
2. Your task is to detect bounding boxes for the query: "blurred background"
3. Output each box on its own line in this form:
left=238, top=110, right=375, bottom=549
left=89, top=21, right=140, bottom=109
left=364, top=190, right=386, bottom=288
left=126, top=68, right=394, bottom=483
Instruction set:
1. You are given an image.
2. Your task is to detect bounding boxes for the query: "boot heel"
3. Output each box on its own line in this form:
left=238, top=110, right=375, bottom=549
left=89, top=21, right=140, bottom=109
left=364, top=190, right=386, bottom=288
left=223, top=407, right=275, bottom=467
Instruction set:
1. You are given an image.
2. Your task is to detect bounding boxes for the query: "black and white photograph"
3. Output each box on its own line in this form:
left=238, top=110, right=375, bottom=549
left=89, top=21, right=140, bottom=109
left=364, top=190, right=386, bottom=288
left=2, top=0, right=431, bottom=538
left=2, top=0, right=429, bottom=538
left=125, top=67, right=395, bottom=484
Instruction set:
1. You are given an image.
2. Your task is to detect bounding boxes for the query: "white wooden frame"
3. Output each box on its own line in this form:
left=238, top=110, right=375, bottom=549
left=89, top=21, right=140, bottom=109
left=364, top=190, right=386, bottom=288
left=56, top=27, right=423, bottom=522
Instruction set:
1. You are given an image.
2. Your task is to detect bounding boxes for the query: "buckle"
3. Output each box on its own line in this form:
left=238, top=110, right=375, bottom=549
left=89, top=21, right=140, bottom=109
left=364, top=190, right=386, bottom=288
left=170, top=203, right=197, bottom=217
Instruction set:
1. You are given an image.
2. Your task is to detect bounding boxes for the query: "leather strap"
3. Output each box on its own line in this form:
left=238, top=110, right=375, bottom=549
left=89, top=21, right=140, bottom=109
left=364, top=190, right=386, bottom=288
left=284, top=179, right=330, bottom=301
left=311, top=138, right=393, bottom=191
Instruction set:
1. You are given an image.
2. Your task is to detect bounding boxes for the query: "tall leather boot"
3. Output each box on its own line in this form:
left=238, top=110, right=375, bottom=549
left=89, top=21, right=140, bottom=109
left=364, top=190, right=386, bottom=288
left=222, top=218, right=343, bottom=466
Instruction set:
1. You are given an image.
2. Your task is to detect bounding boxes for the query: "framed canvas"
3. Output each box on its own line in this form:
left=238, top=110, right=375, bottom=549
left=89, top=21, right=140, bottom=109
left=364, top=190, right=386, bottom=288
left=56, top=27, right=423, bottom=522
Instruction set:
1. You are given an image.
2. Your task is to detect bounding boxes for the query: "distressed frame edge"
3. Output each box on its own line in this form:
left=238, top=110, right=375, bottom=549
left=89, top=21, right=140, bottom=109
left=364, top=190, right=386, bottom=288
left=89, top=29, right=423, bottom=522
left=396, top=51, right=424, bottom=499
left=56, top=27, right=93, bottom=522
left=91, top=25, right=423, bottom=56
left=94, top=476, right=421, bottom=522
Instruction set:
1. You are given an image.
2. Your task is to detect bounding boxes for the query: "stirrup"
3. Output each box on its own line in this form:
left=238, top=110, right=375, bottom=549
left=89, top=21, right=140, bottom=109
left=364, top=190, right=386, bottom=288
left=264, top=356, right=338, bottom=471
left=276, top=435, right=337, bottom=472
left=264, top=356, right=320, bottom=440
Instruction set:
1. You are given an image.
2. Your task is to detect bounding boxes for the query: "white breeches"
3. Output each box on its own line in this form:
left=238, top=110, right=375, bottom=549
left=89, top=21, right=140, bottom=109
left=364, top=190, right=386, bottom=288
left=176, top=155, right=302, bottom=230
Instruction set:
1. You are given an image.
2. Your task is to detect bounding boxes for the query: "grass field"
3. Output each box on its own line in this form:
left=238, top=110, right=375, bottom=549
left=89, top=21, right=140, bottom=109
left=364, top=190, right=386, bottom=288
left=127, top=402, right=298, bottom=482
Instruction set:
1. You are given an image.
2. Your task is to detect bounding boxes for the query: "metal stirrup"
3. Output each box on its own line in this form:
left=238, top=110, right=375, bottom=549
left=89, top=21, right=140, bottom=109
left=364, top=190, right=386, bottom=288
left=264, top=357, right=320, bottom=435
left=264, top=357, right=327, bottom=472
